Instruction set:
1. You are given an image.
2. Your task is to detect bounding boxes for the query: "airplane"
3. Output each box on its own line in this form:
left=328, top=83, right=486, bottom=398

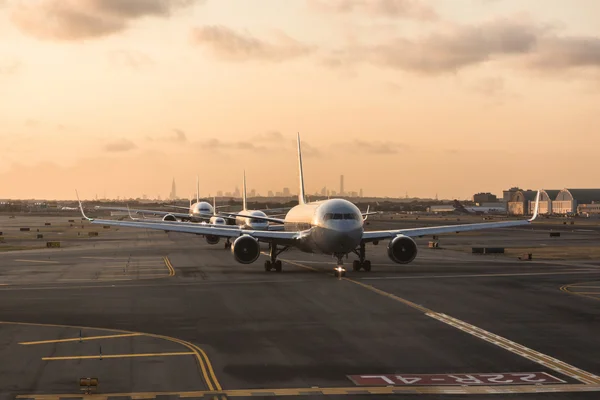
left=453, top=200, right=506, bottom=215
left=222, top=171, right=286, bottom=232
left=78, top=133, right=540, bottom=278
left=96, top=176, right=214, bottom=222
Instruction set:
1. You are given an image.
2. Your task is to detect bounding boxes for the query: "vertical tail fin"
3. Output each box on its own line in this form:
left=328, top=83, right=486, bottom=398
left=213, top=196, right=217, bottom=216
left=196, top=175, right=200, bottom=204
left=242, top=170, right=248, bottom=211
left=297, top=133, right=306, bottom=205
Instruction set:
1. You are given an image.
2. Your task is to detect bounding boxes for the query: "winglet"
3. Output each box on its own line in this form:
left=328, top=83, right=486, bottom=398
left=297, top=133, right=306, bottom=205
left=127, top=205, right=138, bottom=221
left=529, top=190, right=541, bottom=222
left=75, top=190, right=93, bottom=221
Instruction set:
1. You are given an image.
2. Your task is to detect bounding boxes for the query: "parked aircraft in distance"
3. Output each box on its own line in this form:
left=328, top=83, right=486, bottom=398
left=453, top=200, right=506, bottom=215
left=78, top=134, right=540, bottom=277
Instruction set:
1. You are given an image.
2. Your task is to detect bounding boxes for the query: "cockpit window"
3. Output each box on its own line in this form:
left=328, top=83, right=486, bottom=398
left=343, top=213, right=358, bottom=220
left=333, top=213, right=343, bottom=220
left=324, top=213, right=354, bottom=220
left=324, top=213, right=333, bottom=221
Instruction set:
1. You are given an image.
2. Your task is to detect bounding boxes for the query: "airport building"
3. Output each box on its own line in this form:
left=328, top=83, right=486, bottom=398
left=507, top=190, right=538, bottom=215
left=473, top=192, right=497, bottom=204
left=552, top=189, right=600, bottom=215
left=527, top=190, right=560, bottom=215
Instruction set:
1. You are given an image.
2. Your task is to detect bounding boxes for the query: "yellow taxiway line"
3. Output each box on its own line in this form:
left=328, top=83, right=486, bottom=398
left=163, top=256, right=176, bottom=276
left=14, top=259, right=59, bottom=264
left=15, top=383, right=600, bottom=399
left=42, top=352, right=195, bottom=361
left=20, top=333, right=142, bottom=345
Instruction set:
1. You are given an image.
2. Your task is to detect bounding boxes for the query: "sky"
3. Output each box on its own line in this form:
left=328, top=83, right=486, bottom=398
left=1, top=0, right=600, bottom=200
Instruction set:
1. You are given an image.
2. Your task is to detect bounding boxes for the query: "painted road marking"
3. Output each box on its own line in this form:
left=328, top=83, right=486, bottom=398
left=561, top=282, right=600, bottom=302
left=362, top=269, right=600, bottom=281
left=310, top=262, right=600, bottom=386
left=348, top=372, right=566, bottom=386
left=15, top=384, right=600, bottom=398
left=163, top=256, right=175, bottom=276
left=42, top=351, right=195, bottom=361
left=20, top=333, right=142, bottom=345
left=80, top=257, right=131, bottom=260
left=1, top=320, right=221, bottom=392
left=427, top=313, right=600, bottom=385
left=13, top=259, right=59, bottom=264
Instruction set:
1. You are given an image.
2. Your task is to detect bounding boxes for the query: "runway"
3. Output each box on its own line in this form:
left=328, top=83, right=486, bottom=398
left=0, top=215, right=599, bottom=399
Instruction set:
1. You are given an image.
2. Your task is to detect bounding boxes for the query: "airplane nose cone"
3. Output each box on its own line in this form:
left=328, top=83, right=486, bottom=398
left=319, top=226, right=363, bottom=254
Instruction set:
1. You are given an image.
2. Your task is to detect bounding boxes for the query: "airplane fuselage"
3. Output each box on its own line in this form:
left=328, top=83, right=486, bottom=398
left=235, top=210, right=270, bottom=230
left=283, top=198, right=363, bottom=255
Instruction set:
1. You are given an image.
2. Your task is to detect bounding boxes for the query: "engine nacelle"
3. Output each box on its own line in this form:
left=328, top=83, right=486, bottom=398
left=162, top=214, right=178, bottom=222
left=206, top=235, right=220, bottom=245
left=231, top=235, right=260, bottom=264
left=387, top=235, right=418, bottom=264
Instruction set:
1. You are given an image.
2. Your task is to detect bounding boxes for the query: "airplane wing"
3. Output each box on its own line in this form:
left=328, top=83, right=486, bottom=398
left=221, top=213, right=286, bottom=224
left=95, top=206, right=197, bottom=219
left=80, top=198, right=300, bottom=245
left=363, top=191, right=540, bottom=242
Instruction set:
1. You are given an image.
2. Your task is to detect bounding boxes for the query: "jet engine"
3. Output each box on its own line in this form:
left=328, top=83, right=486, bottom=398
left=162, top=214, right=178, bottom=222
left=206, top=235, right=220, bottom=245
left=231, top=235, right=260, bottom=264
left=387, top=235, right=418, bottom=264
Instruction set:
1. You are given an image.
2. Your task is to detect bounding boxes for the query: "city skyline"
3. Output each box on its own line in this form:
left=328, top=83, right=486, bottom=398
left=2, top=1, right=600, bottom=199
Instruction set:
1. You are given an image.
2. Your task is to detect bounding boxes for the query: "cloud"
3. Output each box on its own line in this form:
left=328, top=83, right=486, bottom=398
left=104, top=138, right=137, bottom=152
left=10, top=0, right=202, bottom=41
left=108, top=50, right=153, bottom=69
left=191, top=25, right=313, bottom=62
left=529, top=36, right=600, bottom=70
left=361, top=18, right=539, bottom=74
left=339, top=140, right=409, bottom=154
left=309, top=0, right=437, bottom=20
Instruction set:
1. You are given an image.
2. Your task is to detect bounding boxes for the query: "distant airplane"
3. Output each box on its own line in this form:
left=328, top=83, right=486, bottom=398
left=453, top=200, right=506, bottom=215
left=78, top=134, right=540, bottom=278
left=96, top=176, right=214, bottom=222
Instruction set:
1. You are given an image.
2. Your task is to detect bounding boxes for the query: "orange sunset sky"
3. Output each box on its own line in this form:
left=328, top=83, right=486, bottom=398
left=1, top=0, right=600, bottom=200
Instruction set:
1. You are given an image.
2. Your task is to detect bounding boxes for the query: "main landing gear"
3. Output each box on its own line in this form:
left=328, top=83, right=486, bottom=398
left=264, top=243, right=288, bottom=273
left=351, top=242, right=372, bottom=272
left=224, top=239, right=231, bottom=250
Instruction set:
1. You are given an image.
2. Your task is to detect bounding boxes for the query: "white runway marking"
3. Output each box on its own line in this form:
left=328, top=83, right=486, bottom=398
left=361, top=269, right=600, bottom=280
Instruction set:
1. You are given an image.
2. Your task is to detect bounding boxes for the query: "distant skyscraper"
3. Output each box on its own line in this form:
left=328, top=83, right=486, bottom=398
left=169, top=178, right=177, bottom=200
left=340, top=175, right=344, bottom=195
left=359, top=188, right=363, bottom=198
left=283, top=187, right=291, bottom=196
left=268, top=190, right=274, bottom=197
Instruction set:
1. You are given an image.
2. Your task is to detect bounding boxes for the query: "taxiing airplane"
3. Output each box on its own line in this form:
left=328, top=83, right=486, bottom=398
left=96, top=177, right=214, bottom=222
left=78, top=134, right=540, bottom=278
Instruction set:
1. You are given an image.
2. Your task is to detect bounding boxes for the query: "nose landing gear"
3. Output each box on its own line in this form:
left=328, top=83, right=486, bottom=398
left=351, top=242, right=371, bottom=272
left=224, top=239, right=231, bottom=250
left=334, top=254, right=346, bottom=278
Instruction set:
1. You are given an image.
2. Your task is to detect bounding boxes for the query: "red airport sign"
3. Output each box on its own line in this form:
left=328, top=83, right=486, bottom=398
left=348, top=372, right=566, bottom=386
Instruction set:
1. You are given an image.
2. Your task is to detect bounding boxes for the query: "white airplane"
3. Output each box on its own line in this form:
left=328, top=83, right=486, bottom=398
left=453, top=200, right=506, bottom=215
left=78, top=134, right=540, bottom=278
left=96, top=176, right=214, bottom=222
left=222, top=171, right=286, bottom=232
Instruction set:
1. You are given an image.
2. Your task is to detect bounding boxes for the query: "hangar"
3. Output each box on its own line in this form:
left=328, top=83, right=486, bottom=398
left=552, top=189, right=600, bottom=215
left=527, top=190, right=560, bottom=215
left=507, top=190, right=538, bottom=215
